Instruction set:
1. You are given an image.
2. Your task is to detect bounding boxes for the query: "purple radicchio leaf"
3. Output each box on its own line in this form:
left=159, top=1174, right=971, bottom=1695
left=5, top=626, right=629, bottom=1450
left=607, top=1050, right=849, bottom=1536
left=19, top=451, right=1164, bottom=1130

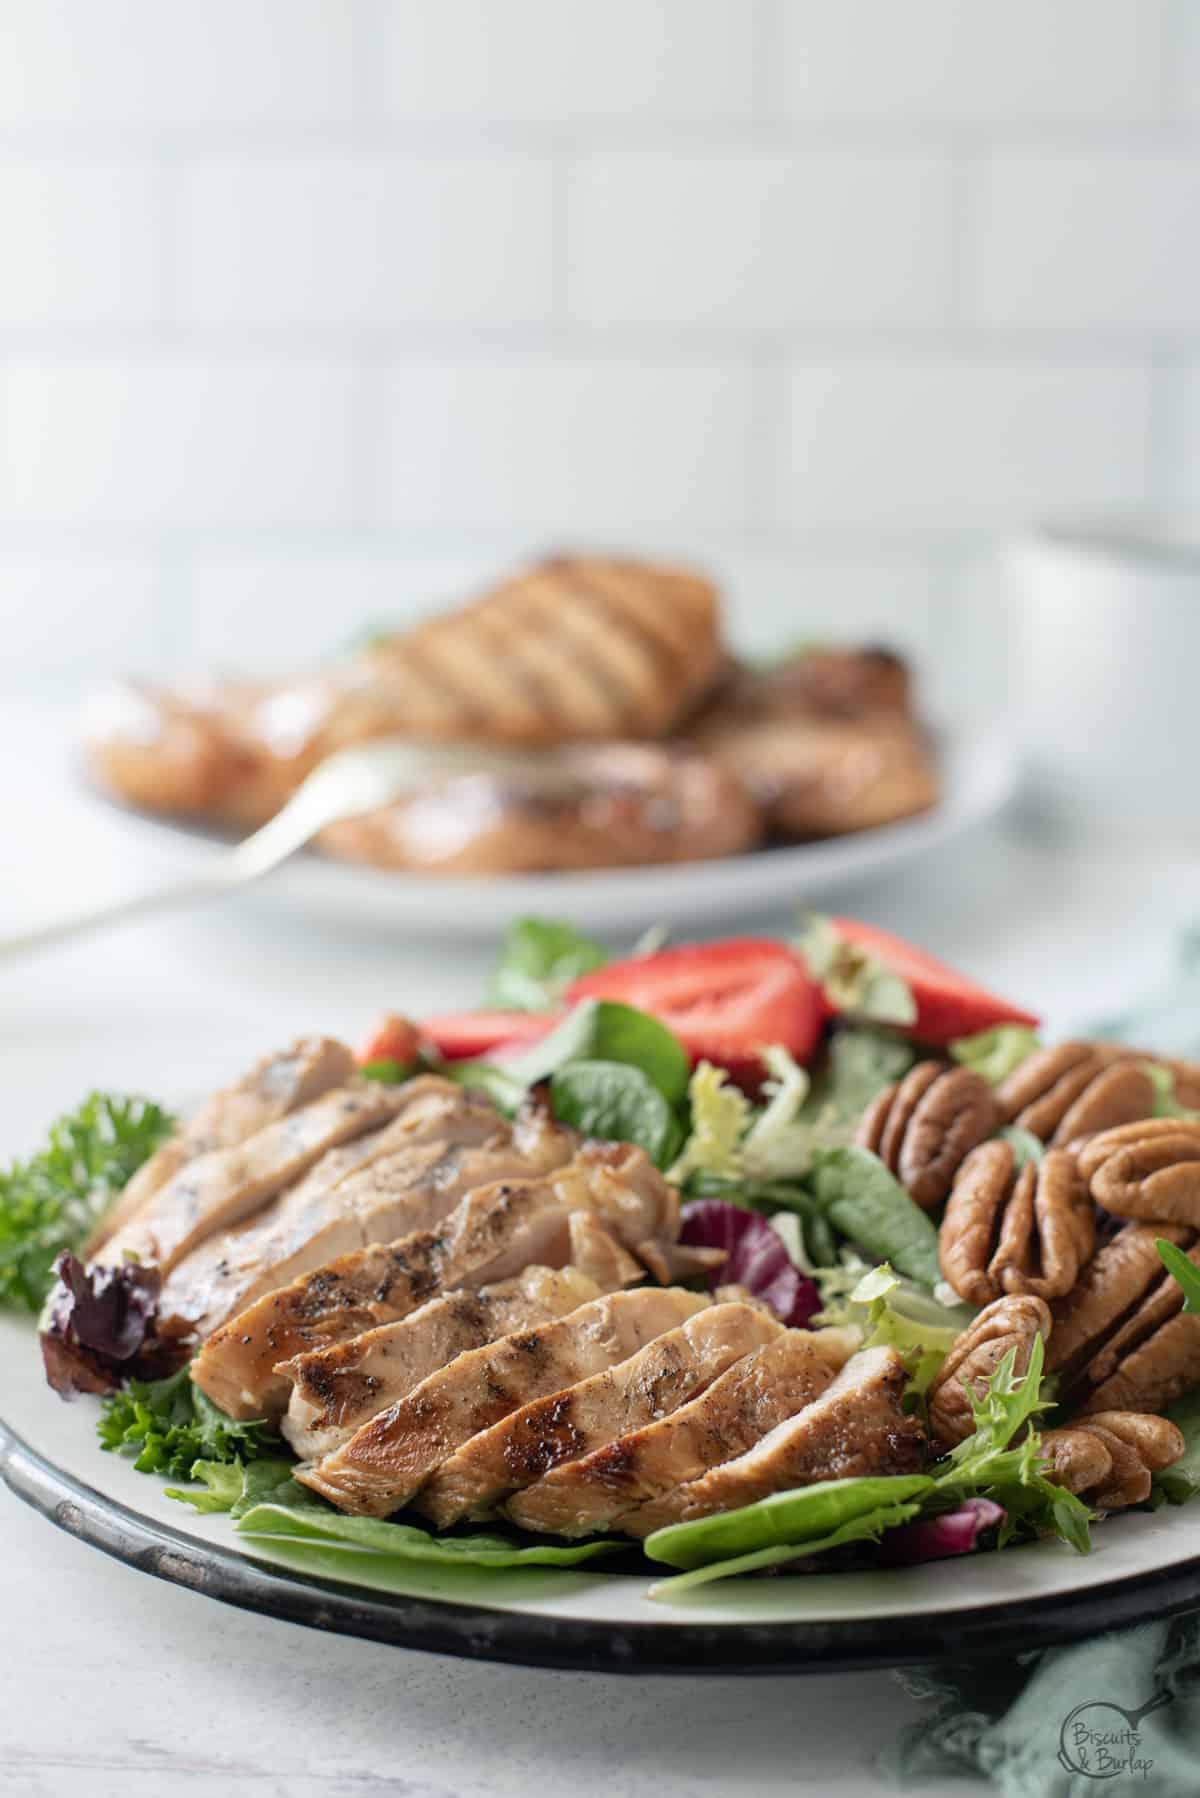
left=877, top=1496, right=1006, bottom=1566
left=40, top=1251, right=162, bottom=1399
left=679, top=1199, right=820, bottom=1328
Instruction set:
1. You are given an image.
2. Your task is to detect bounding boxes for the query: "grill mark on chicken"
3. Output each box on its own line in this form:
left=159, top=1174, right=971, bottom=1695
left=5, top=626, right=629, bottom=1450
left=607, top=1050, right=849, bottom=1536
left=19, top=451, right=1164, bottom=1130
left=97, top=1085, right=402, bottom=1277
left=621, top=1346, right=926, bottom=1538
left=86, top=1036, right=356, bottom=1254
left=158, top=1080, right=519, bottom=1335
left=515, top=579, right=638, bottom=733
left=294, top=1287, right=708, bottom=1517
left=506, top=1329, right=846, bottom=1538
left=191, top=1145, right=681, bottom=1420
left=416, top=1300, right=782, bottom=1528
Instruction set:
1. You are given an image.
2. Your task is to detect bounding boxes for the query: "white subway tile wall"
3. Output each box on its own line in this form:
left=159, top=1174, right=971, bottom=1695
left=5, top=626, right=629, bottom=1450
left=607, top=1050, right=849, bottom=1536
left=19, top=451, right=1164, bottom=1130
left=0, top=0, right=1194, bottom=714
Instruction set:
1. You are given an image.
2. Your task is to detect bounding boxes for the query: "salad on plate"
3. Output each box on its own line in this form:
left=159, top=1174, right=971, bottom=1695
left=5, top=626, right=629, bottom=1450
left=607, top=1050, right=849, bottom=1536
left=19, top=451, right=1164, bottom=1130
left=7, top=915, right=1200, bottom=1603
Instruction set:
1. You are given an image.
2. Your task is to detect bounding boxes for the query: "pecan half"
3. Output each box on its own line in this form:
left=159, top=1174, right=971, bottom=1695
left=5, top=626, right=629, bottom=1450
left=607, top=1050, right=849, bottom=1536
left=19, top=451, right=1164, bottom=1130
left=857, top=1061, right=998, bottom=1211
left=997, top=1041, right=1156, bottom=1145
left=939, top=1141, right=1093, bottom=1306
left=1046, top=1221, right=1200, bottom=1414
left=926, top=1294, right=1051, bottom=1451
left=1077, top=1119, right=1200, bottom=1227
left=1041, top=1411, right=1185, bottom=1510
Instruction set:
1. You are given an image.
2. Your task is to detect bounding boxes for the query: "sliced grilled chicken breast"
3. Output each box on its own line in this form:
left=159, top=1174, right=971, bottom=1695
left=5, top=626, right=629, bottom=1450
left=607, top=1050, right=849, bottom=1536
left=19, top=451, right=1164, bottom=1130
left=158, top=1081, right=548, bottom=1336
left=295, top=1287, right=709, bottom=1517
left=622, top=1346, right=926, bottom=1538
left=96, top=1086, right=404, bottom=1276
left=191, top=1143, right=683, bottom=1420
left=416, top=1300, right=782, bottom=1528
left=281, top=1266, right=602, bottom=1460
left=506, top=1329, right=844, bottom=1538
left=86, top=1036, right=355, bottom=1254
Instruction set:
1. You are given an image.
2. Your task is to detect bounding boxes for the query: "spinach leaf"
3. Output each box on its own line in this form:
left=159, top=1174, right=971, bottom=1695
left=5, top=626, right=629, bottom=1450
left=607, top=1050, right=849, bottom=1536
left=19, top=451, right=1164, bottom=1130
left=503, top=1000, right=689, bottom=1104
left=486, top=917, right=608, bottom=1012
left=551, top=1062, right=683, bottom=1169
left=950, top=1026, right=1041, bottom=1087
left=236, top=1503, right=623, bottom=1568
left=808, top=1146, right=942, bottom=1288
left=98, top=1363, right=280, bottom=1477
left=818, top=1026, right=916, bottom=1117
left=644, top=1473, right=934, bottom=1571
left=648, top=1500, right=925, bottom=1599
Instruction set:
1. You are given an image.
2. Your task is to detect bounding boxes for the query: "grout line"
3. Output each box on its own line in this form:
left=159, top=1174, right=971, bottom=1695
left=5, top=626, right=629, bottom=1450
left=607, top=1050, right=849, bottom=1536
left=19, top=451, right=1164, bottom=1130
left=2, top=121, right=1200, bottom=156
left=0, top=324, right=1190, bottom=359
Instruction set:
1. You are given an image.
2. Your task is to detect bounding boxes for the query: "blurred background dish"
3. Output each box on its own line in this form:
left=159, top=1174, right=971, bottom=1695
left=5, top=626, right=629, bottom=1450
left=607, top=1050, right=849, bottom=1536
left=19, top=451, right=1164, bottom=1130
left=82, top=554, right=945, bottom=881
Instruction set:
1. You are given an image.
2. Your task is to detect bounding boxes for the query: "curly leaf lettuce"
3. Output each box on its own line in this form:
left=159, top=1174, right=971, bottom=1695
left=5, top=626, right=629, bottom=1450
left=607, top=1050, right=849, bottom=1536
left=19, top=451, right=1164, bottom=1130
left=0, top=1092, right=174, bottom=1310
left=98, top=1363, right=280, bottom=1477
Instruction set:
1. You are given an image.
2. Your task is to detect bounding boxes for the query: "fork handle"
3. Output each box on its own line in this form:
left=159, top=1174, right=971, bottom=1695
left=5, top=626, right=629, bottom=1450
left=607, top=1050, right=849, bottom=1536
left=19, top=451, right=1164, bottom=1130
left=0, top=868, right=237, bottom=962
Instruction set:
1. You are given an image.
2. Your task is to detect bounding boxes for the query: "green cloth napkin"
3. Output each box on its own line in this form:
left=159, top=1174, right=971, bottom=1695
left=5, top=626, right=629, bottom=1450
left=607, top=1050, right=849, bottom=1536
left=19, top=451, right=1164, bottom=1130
left=886, top=1616, right=1200, bottom=1795
left=884, top=936, right=1200, bottom=1796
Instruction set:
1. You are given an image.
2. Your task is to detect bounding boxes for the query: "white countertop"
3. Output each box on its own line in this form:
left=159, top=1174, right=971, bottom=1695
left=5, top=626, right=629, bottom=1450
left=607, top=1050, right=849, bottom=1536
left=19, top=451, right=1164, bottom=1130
left=2, top=703, right=1196, bottom=1798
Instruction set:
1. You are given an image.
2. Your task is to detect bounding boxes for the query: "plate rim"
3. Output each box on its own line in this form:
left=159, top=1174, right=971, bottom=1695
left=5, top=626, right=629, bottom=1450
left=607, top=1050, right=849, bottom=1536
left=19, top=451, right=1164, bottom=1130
left=6, top=1413, right=1200, bottom=1676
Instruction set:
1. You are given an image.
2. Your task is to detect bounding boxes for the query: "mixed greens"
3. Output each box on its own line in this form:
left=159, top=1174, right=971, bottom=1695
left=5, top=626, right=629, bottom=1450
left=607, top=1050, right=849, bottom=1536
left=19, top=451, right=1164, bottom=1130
left=0, top=1092, right=174, bottom=1310
left=12, top=913, right=1200, bottom=1608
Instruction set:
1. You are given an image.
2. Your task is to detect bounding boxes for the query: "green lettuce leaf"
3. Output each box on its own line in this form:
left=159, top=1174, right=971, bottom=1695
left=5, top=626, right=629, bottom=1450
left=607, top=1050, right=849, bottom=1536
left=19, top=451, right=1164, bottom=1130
left=236, top=1503, right=623, bottom=1568
left=166, top=1457, right=313, bottom=1518
left=98, top=1363, right=280, bottom=1478
left=485, top=917, right=608, bottom=1012
left=949, top=1027, right=1041, bottom=1086
left=808, top=1147, right=942, bottom=1288
left=0, top=1091, right=175, bottom=1310
left=847, top=1263, right=976, bottom=1396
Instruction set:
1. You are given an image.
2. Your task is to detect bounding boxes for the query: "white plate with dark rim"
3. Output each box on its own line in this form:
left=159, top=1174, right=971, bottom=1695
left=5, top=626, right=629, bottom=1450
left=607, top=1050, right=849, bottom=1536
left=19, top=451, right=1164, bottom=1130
left=90, top=723, right=1018, bottom=938
left=4, top=1308, right=1199, bottom=1674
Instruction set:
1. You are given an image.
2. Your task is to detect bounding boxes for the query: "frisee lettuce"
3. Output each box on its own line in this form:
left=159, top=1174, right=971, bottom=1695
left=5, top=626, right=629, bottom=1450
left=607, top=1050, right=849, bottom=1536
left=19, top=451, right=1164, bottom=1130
left=0, top=1092, right=175, bottom=1310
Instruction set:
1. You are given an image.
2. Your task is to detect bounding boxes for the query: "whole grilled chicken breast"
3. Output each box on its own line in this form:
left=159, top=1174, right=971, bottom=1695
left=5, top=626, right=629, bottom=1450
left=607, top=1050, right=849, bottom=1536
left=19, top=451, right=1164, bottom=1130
left=84, top=556, right=725, bottom=830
